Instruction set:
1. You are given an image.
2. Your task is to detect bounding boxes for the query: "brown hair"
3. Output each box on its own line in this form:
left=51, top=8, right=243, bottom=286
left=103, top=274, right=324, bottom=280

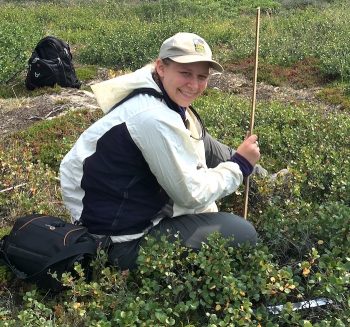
left=152, top=58, right=173, bottom=87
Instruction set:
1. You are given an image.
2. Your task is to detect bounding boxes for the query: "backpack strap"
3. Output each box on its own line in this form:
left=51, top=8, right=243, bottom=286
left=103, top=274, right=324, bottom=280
left=107, top=88, right=163, bottom=114
left=0, top=235, right=26, bottom=279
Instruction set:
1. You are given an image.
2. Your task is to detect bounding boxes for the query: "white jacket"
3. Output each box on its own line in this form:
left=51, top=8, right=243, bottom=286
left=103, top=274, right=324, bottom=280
left=60, top=66, right=243, bottom=241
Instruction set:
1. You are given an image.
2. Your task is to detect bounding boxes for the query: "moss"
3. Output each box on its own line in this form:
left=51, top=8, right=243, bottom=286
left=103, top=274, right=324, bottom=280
left=317, top=83, right=350, bottom=111
left=75, top=65, right=99, bottom=81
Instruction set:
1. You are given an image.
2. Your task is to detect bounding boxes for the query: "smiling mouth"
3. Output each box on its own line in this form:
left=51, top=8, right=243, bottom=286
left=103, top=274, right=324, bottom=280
left=179, top=89, right=197, bottom=97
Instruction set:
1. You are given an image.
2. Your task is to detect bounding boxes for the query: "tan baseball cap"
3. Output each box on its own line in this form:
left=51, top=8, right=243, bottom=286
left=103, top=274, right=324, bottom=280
left=159, top=32, right=223, bottom=72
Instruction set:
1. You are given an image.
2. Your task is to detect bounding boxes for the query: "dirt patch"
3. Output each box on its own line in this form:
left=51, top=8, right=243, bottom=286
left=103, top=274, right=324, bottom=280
left=0, top=88, right=99, bottom=138
left=207, top=71, right=335, bottom=111
left=0, top=70, right=338, bottom=139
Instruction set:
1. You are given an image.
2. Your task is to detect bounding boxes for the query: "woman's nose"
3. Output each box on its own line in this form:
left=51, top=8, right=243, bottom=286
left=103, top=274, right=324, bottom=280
left=187, top=76, right=199, bottom=88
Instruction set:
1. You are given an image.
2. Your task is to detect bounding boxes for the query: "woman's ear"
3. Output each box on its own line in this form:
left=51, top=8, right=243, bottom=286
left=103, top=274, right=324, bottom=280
left=155, top=58, right=165, bottom=78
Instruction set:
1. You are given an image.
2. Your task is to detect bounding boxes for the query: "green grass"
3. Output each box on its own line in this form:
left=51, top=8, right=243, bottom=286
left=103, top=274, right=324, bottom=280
left=1, top=0, right=349, bottom=109
left=1, top=0, right=350, bottom=83
left=0, top=0, right=349, bottom=326
left=1, top=96, right=349, bottom=325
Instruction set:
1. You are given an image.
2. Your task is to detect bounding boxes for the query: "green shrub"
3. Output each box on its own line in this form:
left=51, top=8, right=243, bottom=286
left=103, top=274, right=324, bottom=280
left=0, top=109, right=102, bottom=220
left=1, top=0, right=350, bottom=83
left=0, top=1, right=349, bottom=325
left=2, top=227, right=348, bottom=325
left=1, top=88, right=349, bottom=325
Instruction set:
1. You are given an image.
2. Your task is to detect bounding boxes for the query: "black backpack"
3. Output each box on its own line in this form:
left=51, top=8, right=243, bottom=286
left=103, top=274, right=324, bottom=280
left=0, top=214, right=110, bottom=292
left=25, top=36, right=81, bottom=91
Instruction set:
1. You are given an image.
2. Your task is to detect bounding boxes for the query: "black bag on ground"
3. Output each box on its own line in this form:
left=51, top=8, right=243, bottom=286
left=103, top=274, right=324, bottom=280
left=25, top=36, right=81, bottom=90
left=0, top=214, right=108, bottom=292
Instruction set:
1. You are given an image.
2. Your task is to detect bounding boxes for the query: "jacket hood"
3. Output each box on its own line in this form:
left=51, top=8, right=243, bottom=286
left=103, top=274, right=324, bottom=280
left=91, top=65, right=161, bottom=114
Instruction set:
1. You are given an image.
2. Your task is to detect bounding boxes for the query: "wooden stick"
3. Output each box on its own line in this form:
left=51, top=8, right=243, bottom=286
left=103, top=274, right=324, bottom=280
left=243, top=7, right=260, bottom=219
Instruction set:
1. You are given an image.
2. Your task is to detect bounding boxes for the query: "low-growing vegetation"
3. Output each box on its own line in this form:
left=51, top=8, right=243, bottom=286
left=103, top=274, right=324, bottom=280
left=0, top=0, right=349, bottom=326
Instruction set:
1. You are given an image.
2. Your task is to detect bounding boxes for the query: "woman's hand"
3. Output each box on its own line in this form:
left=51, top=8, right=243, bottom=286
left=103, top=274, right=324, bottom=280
left=236, top=132, right=260, bottom=167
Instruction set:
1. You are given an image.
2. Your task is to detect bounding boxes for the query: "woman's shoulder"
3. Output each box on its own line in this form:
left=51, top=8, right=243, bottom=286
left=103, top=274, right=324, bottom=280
left=91, top=65, right=159, bottom=113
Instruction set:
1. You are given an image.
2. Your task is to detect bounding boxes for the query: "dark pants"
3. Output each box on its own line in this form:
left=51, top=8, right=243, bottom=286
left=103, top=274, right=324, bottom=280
left=108, top=132, right=261, bottom=270
left=109, top=212, right=258, bottom=270
left=203, top=132, right=267, bottom=176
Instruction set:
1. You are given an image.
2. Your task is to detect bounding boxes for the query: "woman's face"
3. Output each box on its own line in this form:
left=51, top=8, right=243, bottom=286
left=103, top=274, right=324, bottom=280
left=156, top=59, right=210, bottom=107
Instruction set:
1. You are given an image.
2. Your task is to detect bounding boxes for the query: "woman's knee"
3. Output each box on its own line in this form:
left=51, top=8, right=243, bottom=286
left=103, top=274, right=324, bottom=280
left=163, top=212, right=258, bottom=249
left=217, top=212, right=258, bottom=247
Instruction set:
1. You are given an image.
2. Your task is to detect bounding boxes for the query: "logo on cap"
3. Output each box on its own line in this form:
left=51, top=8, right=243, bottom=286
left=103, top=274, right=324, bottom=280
left=193, top=38, right=206, bottom=54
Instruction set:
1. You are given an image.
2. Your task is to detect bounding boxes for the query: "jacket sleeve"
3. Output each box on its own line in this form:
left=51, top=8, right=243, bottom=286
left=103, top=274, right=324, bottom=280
left=126, top=103, right=244, bottom=210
